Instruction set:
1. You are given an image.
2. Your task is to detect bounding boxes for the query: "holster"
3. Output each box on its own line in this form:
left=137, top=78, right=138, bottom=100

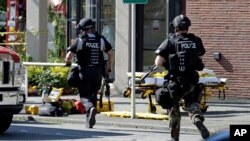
left=167, top=79, right=182, bottom=104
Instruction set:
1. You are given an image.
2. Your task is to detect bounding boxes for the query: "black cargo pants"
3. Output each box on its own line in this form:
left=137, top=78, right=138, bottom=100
left=77, top=65, right=102, bottom=112
left=168, top=71, right=204, bottom=139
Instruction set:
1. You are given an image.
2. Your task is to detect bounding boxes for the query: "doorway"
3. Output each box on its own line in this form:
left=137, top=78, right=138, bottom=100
left=142, top=0, right=181, bottom=70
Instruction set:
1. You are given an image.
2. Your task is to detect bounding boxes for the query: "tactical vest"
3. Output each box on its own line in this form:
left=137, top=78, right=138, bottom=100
left=169, top=35, right=203, bottom=73
left=76, top=34, right=103, bottom=67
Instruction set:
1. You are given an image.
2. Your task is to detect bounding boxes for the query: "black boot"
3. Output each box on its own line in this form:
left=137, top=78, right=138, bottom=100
left=194, top=117, right=210, bottom=139
left=86, top=107, right=97, bottom=128
left=169, top=137, right=179, bottom=141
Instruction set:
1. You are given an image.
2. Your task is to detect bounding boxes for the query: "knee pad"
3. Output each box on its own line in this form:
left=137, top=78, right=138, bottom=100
left=192, top=113, right=205, bottom=124
left=80, top=98, right=93, bottom=112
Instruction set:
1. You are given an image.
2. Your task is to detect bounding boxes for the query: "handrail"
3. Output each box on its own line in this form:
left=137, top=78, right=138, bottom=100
left=0, top=32, right=26, bottom=34
left=0, top=43, right=27, bottom=45
left=22, top=62, right=77, bottom=67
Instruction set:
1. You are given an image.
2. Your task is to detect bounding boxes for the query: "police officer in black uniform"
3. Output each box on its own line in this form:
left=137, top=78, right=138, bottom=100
left=154, top=15, right=210, bottom=140
left=65, top=18, right=114, bottom=128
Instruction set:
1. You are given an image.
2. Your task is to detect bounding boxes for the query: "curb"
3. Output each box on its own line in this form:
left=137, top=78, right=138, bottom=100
left=18, top=95, right=245, bottom=136
left=13, top=114, right=201, bottom=134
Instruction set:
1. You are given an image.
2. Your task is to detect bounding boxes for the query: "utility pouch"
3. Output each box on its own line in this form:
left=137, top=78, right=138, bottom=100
left=195, top=58, right=204, bottom=71
left=168, top=54, right=179, bottom=72
left=155, top=88, right=173, bottom=109
left=67, top=66, right=80, bottom=87
left=167, top=80, right=182, bottom=103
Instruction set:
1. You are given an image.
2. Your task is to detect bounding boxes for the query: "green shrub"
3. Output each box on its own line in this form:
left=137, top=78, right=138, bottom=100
left=27, top=66, right=71, bottom=95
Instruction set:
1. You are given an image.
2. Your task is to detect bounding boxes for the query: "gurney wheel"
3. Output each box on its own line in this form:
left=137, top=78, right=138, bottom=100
left=123, top=88, right=131, bottom=97
left=148, top=104, right=157, bottom=113
left=200, top=106, right=208, bottom=113
left=179, top=100, right=186, bottom=111
left=141, top=92, right=147, bottom=99
left=200, top=102, right=208, bottom=113
left=181, top=106, right=187, bottom=112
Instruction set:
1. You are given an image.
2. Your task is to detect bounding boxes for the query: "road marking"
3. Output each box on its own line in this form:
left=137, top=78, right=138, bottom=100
left=20, top=130, right=28, bottom=133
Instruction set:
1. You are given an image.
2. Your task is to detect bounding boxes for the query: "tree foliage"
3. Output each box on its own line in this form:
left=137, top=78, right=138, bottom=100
left=0, top=0, right=7, bottom=12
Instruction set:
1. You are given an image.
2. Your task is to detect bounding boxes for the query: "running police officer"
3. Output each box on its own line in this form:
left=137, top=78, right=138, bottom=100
left=154, top=15, right=210, bottom=141
left=65, top=18, right=114, bottom=128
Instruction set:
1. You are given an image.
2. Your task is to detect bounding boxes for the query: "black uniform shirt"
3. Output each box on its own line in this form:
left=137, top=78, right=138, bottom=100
left=155, top=33, right=206, bottom=69
left=68, top=33, right=112, bottom=66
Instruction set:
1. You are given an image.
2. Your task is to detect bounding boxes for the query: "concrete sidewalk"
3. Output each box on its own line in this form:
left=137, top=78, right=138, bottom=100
left=13, top=94, right=250, bottom=135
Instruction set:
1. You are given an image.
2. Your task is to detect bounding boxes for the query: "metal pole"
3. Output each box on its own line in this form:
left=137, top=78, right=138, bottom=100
left=166, top=0, right=169, bottom=37
left=96, top=0, right=101, bottom=33
left=25, top=68, right=28, bottom=98
left=66, top=0, right=70, bottom=47
left=131, top=3, right=136, bottom=119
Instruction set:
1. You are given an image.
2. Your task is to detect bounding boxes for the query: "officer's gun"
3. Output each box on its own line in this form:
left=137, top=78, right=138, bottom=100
left=103, top=75, right=114, bottom=111
left=99, top=60, right=114, bottom=111
left=104, top=76, right=114, bottom=96
left=136, top=64, right=158, bottom=84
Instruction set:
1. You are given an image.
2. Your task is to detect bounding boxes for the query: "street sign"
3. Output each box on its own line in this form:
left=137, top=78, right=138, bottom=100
left=123, top=0, right=148, bottom=4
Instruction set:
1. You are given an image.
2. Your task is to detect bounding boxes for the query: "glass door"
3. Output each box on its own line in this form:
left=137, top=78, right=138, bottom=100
left=82, top=0, right=115, bottom=48
left=100, top=0, right=115, bottom=49
left=67, top=0, right=116, bottom=77
left=66, top=0, right=78, bottom=47
left=82, top=0, right=98, bottom=19
left=143, top=0, right=167, bottom=67
left=143, top=0, right=181, bottom=69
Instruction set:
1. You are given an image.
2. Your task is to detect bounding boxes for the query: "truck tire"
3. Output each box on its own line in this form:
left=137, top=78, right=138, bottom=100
left=13, top=107, right=23, bottom=114
left=0, top=114, right=13, bottom=134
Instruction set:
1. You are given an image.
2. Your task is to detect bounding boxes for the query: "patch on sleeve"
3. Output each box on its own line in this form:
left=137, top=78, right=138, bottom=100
left=155, top=49, right=160, bottom=54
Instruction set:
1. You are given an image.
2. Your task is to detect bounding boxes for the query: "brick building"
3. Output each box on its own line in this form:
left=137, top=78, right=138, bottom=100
left=24, top=0, right=250, bottom=99
left=186, top=0, right=250, bottom=98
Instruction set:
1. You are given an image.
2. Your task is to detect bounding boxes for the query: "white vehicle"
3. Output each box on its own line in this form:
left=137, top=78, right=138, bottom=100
left=0, top=46, right=26, bottom=134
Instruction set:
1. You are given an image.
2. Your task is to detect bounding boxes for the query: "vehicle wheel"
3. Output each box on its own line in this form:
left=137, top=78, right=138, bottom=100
left=13, top=107, right=23, bottom=114
left=0, top=114, right=13, bottom=134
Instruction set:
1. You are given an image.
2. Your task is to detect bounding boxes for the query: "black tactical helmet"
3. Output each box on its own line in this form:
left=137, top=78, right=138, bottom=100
left=172, top=15, right=191, bottom=31
left=78, top=18, right=95, bottom=31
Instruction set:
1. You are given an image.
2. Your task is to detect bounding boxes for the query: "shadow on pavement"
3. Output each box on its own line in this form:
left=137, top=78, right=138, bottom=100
left=1, top=124, right=132, bottom=140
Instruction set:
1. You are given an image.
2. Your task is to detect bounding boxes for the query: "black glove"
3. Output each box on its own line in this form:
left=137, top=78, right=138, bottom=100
left=65, top=62, right=72, bottom=67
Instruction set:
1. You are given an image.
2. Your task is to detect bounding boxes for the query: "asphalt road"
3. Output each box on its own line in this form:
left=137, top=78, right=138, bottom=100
left=2, top=120, right=203, bottom=141
left=10, top=95, right=250, bottom=141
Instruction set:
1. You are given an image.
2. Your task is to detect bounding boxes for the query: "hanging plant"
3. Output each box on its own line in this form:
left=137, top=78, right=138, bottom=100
left=54, top=13, right=66, bottom=58
left=48, top=2, right=66, bottom=61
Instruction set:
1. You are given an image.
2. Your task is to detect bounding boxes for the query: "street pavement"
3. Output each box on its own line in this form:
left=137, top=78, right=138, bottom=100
left=13, top=90, right=250, bottom=139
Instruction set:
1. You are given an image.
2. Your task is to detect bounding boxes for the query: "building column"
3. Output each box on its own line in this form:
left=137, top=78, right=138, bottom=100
left=115, top=1, right=131, bottom=93
left=26, top=0, right=48, bottom=62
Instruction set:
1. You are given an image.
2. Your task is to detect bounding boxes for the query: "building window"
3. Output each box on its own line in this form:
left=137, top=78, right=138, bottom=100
left=100, top=0, right=115, bottom=49
left=143, top=0, right=167, bottom=66
left=82, top=0, right=115, bottom=49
